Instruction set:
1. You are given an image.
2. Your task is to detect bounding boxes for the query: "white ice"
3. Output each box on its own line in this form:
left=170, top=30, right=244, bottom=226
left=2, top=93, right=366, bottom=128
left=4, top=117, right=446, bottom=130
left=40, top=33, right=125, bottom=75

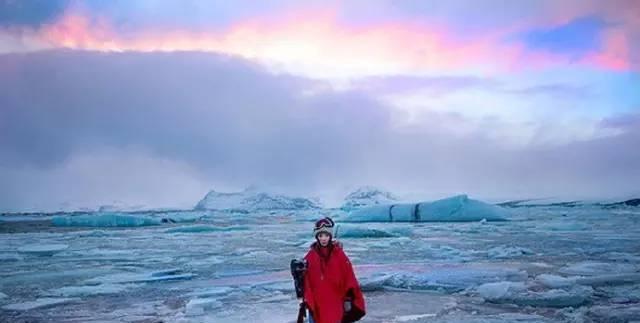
left=475, top=282, right=592, bottom=308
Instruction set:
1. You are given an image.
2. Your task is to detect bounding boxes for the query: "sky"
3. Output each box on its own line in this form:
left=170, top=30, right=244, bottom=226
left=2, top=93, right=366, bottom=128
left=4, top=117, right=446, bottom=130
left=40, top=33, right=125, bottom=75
left=0, top=0, right=639, bottom=212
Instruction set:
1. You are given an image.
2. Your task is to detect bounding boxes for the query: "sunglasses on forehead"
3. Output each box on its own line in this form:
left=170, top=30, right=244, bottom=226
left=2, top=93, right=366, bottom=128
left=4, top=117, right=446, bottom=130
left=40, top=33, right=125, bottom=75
left=314, top=217, right=334, bottom=229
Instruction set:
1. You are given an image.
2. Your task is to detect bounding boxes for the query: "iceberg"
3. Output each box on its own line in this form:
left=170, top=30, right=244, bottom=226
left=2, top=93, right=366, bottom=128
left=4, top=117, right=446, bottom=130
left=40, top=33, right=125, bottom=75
left=340, top=186, right=400, bottom=211
left=52, top=213, right=161, bottom=227
left=195, top=186, right=321, bottom=211
left=346, top=195, right=509, bottom=222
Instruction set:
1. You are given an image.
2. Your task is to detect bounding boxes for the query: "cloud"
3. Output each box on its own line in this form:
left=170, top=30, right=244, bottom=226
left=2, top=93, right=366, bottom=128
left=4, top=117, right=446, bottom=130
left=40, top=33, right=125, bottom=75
left=350, top=75, right=501, bottom=96
left=504, top=83, right=592, bottom=99
left=0, top=50, right=639, bottom=211
left=2, top=2, right=637, bottom=76
left=0, top=0, right=69, bottom=26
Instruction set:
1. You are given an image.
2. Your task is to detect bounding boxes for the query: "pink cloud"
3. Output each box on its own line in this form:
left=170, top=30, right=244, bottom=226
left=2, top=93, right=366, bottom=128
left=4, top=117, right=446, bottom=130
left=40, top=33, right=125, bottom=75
left=583, top=28, right=632, bottom=71
left=4, top=4, right=636, bottom=76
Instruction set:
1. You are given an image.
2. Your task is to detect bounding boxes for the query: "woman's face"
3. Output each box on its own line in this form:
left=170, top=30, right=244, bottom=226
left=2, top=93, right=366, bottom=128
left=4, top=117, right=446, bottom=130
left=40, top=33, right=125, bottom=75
left=317, top=232, right=331, bottom=246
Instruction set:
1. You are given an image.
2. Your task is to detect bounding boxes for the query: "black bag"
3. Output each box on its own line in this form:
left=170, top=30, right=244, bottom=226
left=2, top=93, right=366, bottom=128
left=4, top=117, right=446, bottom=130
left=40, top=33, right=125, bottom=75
left=290, top=258, right=307, bottom=298
left=291, top=259, right=309, bottom=323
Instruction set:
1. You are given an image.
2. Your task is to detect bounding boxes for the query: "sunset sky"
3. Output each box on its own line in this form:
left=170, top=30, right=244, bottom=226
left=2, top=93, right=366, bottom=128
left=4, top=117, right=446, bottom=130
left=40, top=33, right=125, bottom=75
left=1, top=0, right=639, bottom=211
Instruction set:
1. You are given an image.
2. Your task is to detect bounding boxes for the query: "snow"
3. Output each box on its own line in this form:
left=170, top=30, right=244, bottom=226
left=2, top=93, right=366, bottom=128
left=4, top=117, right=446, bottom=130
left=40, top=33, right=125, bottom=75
left=194, top=187, right=321, bottom=211
left=346, top=195, right=509, bottom=222
left=2, top=298, right=77, bottom=311
left=17, top=243, right=68, bottom=256
left=341, top=186, right=399, bottom=211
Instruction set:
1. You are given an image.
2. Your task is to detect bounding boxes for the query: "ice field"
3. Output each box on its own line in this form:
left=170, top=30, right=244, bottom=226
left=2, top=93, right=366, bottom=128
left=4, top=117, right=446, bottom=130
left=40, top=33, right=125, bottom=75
left=1, top=194, right=639, bottom=322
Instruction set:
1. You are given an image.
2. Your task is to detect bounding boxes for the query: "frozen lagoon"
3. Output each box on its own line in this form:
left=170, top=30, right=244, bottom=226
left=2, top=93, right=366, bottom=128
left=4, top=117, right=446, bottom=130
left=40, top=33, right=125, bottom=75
left=1, top=205, right=639, bottom=322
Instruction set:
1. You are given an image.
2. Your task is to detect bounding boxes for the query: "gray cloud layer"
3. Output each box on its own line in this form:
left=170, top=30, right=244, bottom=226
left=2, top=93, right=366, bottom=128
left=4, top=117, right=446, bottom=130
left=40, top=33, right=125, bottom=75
left=0, top=50, right=638, bottom=211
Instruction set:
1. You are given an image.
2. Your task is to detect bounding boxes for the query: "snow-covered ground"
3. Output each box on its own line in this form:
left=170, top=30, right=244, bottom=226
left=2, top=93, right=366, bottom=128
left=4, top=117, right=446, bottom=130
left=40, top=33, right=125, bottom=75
left=1, top=204, right=639, bottom=322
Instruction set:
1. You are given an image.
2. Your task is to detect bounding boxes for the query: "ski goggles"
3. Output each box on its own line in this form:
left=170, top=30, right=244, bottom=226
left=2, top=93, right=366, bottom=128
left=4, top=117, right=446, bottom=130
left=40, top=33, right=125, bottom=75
left=314, top=217, right=334, bottom=229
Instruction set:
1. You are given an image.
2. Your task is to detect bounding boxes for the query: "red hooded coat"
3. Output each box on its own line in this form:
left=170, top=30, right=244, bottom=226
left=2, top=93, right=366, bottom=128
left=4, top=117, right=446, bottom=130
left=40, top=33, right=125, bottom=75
left=303, top=241, right=366, bottom=323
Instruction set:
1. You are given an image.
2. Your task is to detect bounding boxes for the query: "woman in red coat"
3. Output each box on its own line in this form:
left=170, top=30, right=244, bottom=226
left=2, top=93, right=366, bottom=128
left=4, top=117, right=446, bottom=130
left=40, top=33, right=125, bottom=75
left=303, top=217, right=366, bottom=323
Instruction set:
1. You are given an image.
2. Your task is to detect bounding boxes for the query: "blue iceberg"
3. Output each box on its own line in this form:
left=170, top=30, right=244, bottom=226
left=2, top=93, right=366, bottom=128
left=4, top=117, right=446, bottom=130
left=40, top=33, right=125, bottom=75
left=52, top=213, right=162, bottom=227
left=345, top=195, right=509, bottom=222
